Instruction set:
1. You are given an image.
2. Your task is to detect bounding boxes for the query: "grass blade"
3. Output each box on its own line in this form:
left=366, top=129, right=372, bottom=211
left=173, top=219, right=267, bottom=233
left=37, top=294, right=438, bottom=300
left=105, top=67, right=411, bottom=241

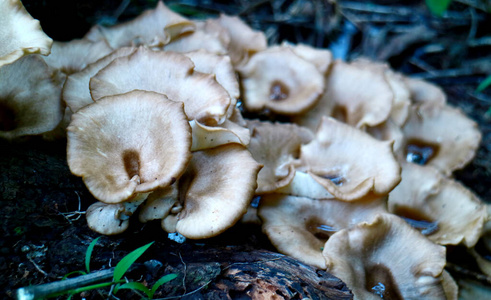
left=113, top=242, right=154, bottom=282
left=151, top=273, right=178, bottom=296
left=85, top=237, right=101, bottom=273
left=477, top=74, right=491, bottom=93
left=426, top=0, right=452, bottom=16
left=115, top=282, right=152, bottom=298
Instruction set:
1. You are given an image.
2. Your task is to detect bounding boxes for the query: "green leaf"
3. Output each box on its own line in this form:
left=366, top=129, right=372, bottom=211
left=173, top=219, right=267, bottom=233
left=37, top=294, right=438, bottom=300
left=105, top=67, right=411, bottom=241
left=426, top=0, right=453, bottom=16
left=113, top=242, right=154, bottom=282
left=115, top=282, right=152, bottom=298
left=151, top=273, right=178, bottom=296
left=86, top=237, right=101, bottom=273
left=477, top=74, right=491, bottom=93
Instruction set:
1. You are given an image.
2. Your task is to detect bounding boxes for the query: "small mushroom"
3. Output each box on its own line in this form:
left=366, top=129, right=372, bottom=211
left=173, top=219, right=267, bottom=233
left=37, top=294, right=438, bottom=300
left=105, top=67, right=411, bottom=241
left=401, top=104, right=481, bottom=175
left=0, top=0, right=52, bottom=67
left=89, top=47, right=231, bottom=125
left=388, top=162, right=487, bottom=247
left=189, top=119, right=250, bottom=151
left=62, top=47, right=138, bottom=113
left=43, top=39, right=113, bottom=75
left=163, top=144, right=262, bottom=239
left=294, top=59, right=394, bottom=130
left=323, top=213, right=450, bottom=299
left=246, top=120, right=314, bottom=194
left=84, top=0, right=194, bottom=49
left=0, top=55, right=64, bottom=140
left=67, top=90, right=191, bottom=203
left=239, top=45, right=325, bottom=115
left=258, top=194, right=387, bottom=269
left=296, top=116, right=401, bottom=201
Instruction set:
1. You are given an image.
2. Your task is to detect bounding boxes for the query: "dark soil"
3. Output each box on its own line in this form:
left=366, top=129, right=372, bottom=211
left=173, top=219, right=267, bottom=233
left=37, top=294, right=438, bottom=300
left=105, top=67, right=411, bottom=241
left=2, top=0, right=491, bottom=299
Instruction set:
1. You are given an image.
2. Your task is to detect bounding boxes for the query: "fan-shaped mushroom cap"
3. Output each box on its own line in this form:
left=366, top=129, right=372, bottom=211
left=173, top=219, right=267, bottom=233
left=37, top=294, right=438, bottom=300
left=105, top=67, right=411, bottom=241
left=296, top=117, right=401, bottom=201
left=84, top=1, right=194, bottom=49
left=401, top=104, right=481, bottom=175
left=67, top=90, right=191, bottom=204
left=0, top=55, right=64, bottom=140
left=166, top=144, right=262, bottom=239
left=63, top=47, right=138, bottom=113
left=246, top=120, right=314, bottom=194
left=239, top=46, right=325, bottom=115
left=212, top=14, right=267, bottom=67
left=43, top=39, right=113, bottom=75
left=0, top=0, right=52, bottom=67
left=323, top=213, right=449, bottom=300
left=189, top=119, right=250, bottom=151
left=184, top=50, right=239, bottom=117
left=403, top=77, right=446, bottom=108
left=294, top=59, right=394, bottom=130
left=86, top=202, right=129, bottom=235
left=388, top=163, right=486, bottom=247
left=89, top=47, right=231, bottom=125
left=163, top=20, right=230, bottom=55
left=258, top=194, right=387, bottom=269
left=279, top=41, right=333, bottom=75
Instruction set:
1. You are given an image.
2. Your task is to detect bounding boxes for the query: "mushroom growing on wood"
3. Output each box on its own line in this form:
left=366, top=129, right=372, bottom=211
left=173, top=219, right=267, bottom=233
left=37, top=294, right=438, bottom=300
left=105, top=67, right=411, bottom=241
left=388, top=162, right=487, bottom=247
left=323, top=213, right=454, bottom=300
left=295, top=116, right=401, bottom=201
left=258, top=194, right=387, bottom=269
left=67, top=90, right=191, bottom=203
left=239, top=45, right=326, bottom=115
left=0, top=0, right=52, bottom=67
left=0, top=55, right=64, bottom=140
left=401, top=104, right=481, bottom=175
left=89, top=47, right=231, bottom=125
left=162, top=144, right=262, bottom=239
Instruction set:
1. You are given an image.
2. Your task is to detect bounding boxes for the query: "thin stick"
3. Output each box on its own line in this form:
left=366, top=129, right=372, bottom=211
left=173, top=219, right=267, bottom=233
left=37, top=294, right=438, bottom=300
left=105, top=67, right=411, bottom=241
left=15, top=268, right=114, bottom=300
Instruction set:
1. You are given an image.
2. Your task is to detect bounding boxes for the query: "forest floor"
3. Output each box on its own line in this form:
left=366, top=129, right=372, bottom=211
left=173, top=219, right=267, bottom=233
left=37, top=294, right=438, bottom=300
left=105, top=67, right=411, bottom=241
left=2, top=0, right=491, bottom=299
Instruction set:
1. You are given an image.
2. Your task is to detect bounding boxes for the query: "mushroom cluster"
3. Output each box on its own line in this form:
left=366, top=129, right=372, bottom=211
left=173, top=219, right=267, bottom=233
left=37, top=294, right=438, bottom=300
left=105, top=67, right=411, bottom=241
left=2, top=1, right=489, bottom=298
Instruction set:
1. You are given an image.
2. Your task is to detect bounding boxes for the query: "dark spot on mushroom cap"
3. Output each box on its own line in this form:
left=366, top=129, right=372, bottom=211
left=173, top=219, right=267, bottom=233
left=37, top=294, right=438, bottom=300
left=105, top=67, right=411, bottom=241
left=305, top=218, right=336, bottom=241
left=0, top=103, right=17, bottom=131
left=365, top=264, right=403, bottom=300
left=170, top=177, right=177, bottom=185
left=269, top=80, right=289, bottom=101
left=393, top=206, right=439, bottom=235
left=122, top=149, right=141, bottom=180
left=331, top=105, right=347, bottom=124
left=405, top=139, right=439, bottom=165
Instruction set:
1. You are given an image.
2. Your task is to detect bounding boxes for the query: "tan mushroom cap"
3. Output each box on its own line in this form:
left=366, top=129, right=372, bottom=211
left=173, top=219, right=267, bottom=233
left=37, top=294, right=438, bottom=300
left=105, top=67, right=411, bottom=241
left=323, top=213, right=449, bottom=300
left=388, top=163, right=487, bottom=247
left=89, top=47, right=231, bottom=125
left=401, top=104, right=481, bottom=175
left=84, top=1, right=194, bottom=49
left=366, top=118, right=405, bottom=153
left=0, top=55, right=64, bottom=140
left=63, top=47, right=138, bottom=113
left=67, top=90, right=192, bottom=204
left=294, top=59, right=394, bottom=130
left=296, top=117, right=401, bottom=201
left=86, top=202, right=130, bottom=235
left=258, top=194, right=387, bottom=269
left=163, top=20, right=230, bottom=55
left=43, top=39, right=113, bottom=75
left=246, top=120, right=314, bottom=194
left=184, top=50, right=239, bottom=116
left=279, top=41, right=333, bottom=75
left=403, top=76, right=446, bottom=108
left=189, top=119, right=250, bottom=151
left=0, top=0, right=52, bottom=67
left=239, top=46, right=325, bottom=115
left=169, top=144, right=262, bottom=239
left=212, top=14, right=267, bottom=67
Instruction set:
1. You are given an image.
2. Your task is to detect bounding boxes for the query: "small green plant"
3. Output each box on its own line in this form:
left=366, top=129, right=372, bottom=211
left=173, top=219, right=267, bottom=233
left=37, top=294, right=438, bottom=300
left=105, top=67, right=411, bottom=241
left=40, top=238, right=177, bottom=299
left=426, top=0, right=453, bottom=16
left=476, top=74, right=491, bottom=93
